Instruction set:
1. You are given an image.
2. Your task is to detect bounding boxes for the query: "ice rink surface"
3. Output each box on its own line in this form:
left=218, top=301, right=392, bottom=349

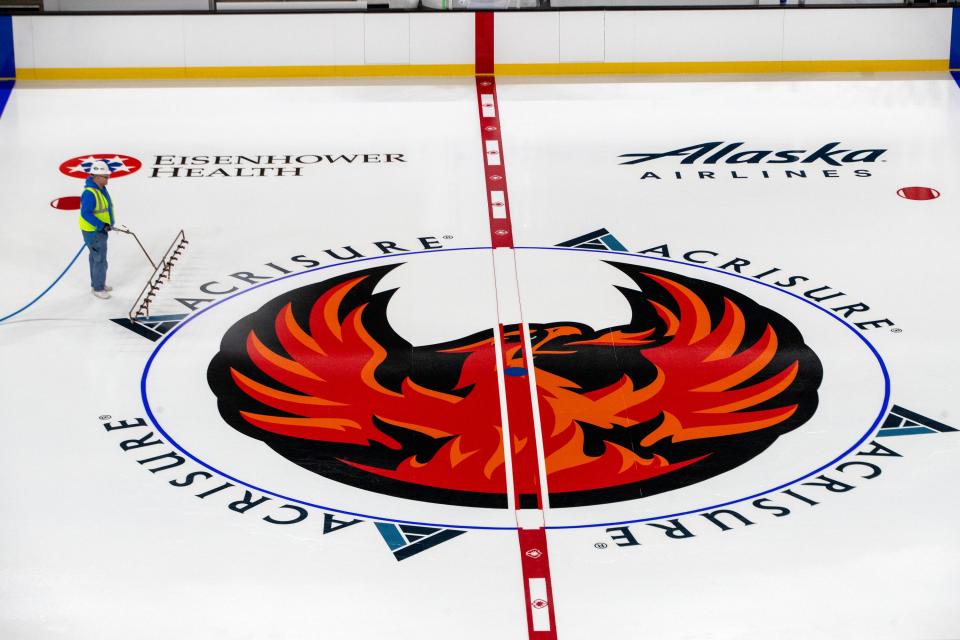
left=1, top=73, right=958, bottom=639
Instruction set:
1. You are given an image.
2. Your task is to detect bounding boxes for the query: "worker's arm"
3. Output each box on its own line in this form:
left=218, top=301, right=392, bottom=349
left=106, top=191, right=115, bottom=226
left=79, top=190, right=106, bottom=231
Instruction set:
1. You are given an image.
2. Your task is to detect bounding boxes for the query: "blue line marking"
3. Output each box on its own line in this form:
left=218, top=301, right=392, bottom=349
left=0, top=16, right=13, bottom=79
left=140, top=245, right=890, bottom=532
left=951, top=7, right=959, bottom=71
left=0, top=79, right=12, bottom=117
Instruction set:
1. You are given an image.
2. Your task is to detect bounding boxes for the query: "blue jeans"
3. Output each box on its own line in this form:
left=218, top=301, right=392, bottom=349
left=82, top=230, right=108, bottom=291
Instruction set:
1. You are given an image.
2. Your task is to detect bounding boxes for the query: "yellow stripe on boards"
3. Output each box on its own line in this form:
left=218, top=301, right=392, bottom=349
left=185, top=64, right=475, bottom=79
left=495, top=61, right=780, bottom=76
left=495, top=59, right=950, bottom=76
left=14, top=59, right=950, bottom=81
left=19, top=67, right=185, bottom=80
left=779, top=59, right=948, bottom=73
left=16, top=64, right=475, bottom=81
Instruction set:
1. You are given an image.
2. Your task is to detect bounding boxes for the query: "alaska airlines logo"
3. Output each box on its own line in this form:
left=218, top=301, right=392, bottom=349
left=207, top=261, right=823, bottom=509
left=620, top=142, right=886, bottom=166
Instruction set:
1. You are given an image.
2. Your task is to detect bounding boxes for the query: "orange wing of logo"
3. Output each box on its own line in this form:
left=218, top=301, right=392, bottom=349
left=209, top=265, right=509, bottom=506
left=532, top=263, right=820, bottom=506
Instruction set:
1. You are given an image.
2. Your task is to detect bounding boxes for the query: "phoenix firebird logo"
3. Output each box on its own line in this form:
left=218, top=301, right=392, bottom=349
left=207, top=262, right=822, bottom=508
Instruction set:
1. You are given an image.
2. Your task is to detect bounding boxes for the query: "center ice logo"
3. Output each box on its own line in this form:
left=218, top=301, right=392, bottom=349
left=207, top=261, right=823, bottom=509
left=59, top=154, right=142, bottom=179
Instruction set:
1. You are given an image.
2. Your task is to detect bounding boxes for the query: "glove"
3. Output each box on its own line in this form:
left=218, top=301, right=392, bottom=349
left=102, top=224, right=112, bottom=232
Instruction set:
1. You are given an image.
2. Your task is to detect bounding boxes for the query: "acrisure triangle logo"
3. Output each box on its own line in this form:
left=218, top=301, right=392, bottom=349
left=375, top=522, right=466, bottom=561
left=555, top=228, right=627, bottom=252
left=877, top=406, right=957, bottom=438
left=112, top=314, right=188, bottom=342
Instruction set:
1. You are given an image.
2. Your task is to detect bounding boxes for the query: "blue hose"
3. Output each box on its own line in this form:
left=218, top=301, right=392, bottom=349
left=0, top=243, right=88, bottom=323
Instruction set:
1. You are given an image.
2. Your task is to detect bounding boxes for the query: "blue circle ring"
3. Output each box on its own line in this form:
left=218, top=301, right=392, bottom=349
left=141, top=245, right=891, bottom=531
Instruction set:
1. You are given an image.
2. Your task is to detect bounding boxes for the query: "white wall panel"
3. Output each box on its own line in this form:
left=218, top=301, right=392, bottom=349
left=30, top=16, right=185, bottom=68
left=410, top=13, right=473, bottom=66
left=184, top=15, right=336, bottom=67
left=15, top=9, right=952, bottom=73
left=603, top=11, right=635, bottom=63
left=495, top=13, right=559, bottom=64
left=633, top=10, right=783, bottom=62
left=559, top=12, right=604, bottom=63
left=333, top=14, right=364, bottom=66
left=12, top=17, right=35, bottom=70
left=783, top=8, right=951, bottom=61
left=363, top=14, right=410, bottom=65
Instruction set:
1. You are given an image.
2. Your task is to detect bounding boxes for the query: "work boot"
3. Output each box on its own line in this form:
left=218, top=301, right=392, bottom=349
left=92, top=289, right=111, bottom=300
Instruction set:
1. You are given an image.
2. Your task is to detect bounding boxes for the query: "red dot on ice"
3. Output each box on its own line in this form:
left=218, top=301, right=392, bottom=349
left=897, top=186, right=940, bottom=201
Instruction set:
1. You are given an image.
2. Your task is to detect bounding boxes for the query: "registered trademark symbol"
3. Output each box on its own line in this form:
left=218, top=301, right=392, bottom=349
left=442, top=235, right=453, bottom=239
left=99, top=415, right=111, bottom=420
left=594, top=542, right=608, bottom=549
left=890, top=328, right=902, bottom=333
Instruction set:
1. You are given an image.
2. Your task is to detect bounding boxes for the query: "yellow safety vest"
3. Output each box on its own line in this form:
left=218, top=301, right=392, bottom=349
left=79, top=187, right=113, bottom=232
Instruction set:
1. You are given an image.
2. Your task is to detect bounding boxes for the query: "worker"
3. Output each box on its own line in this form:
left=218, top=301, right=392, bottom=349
left=79, top=160, right=115, bottom=299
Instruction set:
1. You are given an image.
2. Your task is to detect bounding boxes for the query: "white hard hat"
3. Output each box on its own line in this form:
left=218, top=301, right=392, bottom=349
left=88, top=160, right=111, bottom=176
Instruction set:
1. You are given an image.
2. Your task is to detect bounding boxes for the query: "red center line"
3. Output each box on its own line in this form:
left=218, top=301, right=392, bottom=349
left=474, top=14, right=559, bottom=639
